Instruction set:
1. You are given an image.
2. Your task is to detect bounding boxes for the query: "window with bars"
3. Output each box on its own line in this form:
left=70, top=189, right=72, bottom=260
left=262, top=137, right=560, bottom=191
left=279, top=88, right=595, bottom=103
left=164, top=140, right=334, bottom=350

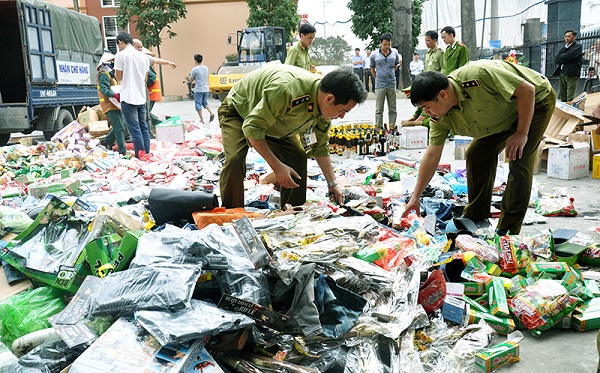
left=23, top=4, right=56, bottom=83
left=101, top=0, right=121, bottom=8
left=103, top=16, right=128, bottom=54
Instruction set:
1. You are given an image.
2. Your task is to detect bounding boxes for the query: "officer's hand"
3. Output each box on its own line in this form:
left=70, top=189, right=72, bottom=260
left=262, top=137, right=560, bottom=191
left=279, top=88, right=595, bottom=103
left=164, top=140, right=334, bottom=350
left=505, top=132, right=528, bottom=161
left=401, top=198, right=421, bottom=218
left=112, top=93, right=120, bottom=102
left=329, top=185, right=344, bottom=205
left=274, top=164, right=300, bottom=189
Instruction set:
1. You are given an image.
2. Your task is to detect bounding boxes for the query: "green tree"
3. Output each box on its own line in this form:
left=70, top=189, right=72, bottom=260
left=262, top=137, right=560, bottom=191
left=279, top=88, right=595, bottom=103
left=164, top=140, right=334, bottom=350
left=116, top=0, right=187, bottom=48
left=310, top=36, right=352, bottom=66
left=247, top=0, right=299, bottom=42
left=348, top=0, right=423, bottom=50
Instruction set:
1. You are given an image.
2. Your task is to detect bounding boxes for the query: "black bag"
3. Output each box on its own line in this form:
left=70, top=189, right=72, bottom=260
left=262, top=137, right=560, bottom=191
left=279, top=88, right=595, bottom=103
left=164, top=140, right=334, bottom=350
left=148, top=188, right=219, bottom=226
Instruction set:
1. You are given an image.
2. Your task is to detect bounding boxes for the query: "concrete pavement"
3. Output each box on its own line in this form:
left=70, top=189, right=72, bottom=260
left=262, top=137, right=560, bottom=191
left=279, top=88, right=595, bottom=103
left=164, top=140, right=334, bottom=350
left=154, top=94, right=600, bottom=372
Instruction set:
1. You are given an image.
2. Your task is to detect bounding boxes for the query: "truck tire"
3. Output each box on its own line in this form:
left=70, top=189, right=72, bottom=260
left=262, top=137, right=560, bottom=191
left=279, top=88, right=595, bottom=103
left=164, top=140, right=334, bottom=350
left=44, top=109, right=73, bottom=141
left=0, top=134, right=10, bottom=147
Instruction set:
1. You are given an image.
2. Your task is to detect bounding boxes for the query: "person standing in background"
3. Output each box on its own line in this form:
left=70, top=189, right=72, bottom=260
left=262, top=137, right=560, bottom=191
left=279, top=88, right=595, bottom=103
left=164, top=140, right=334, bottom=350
left=189, top=54, right=215, bottom=124
left=371, top=33, right=400, bottom=129
left=424, top=30, right=445, bottom=72
left=364, top=49, right=375, bottom=92
left=410, top=53, right=424, bottom=82
left=585, top=39, right=600, bottom=74
left=441, top=26, right=469, bottom=75
left=352, top=48, right=365, bottom=85
left=132, top=39, right=178, bottom=134
left=553, top=30, right=583, bottom=102
left=96, top=53, right=127, bottom=155
left=285, top=23, right=317, bottom=72
left=113, top=32, right=150, bottom=158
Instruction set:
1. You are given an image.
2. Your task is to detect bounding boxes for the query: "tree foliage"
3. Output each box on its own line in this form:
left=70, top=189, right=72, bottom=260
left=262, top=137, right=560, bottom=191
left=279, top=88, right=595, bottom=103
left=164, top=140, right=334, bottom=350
left=310, top=36, right=352, bottom=66
left=116, top=0, right=187, bottom=48
left=247, top=0, right=299, bottom=42
left=348, top=0, right=423, bottom=50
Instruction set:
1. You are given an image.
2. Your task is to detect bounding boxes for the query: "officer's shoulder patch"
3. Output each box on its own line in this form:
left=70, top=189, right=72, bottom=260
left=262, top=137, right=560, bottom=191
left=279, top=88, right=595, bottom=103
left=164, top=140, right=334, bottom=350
left=291, top=95, right=311, bottom=108
left=460, top=80, right=481, bottom=88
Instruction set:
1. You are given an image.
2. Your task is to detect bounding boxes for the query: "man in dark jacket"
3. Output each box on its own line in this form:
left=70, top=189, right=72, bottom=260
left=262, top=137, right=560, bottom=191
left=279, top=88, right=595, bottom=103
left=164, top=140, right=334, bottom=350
left=554, top=29, right=583, bottom=102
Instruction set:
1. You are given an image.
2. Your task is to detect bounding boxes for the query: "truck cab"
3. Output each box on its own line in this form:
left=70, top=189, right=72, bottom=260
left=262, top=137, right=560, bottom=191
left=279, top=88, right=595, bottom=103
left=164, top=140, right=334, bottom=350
left=0, top=0, right=103, bottom=146
left=209, top=26, right=287, bottom=101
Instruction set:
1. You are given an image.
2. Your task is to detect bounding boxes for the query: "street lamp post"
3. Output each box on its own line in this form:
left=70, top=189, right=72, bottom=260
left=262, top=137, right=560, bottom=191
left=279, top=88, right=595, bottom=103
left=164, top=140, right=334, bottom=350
left=323, top=0, right=331, bottom=38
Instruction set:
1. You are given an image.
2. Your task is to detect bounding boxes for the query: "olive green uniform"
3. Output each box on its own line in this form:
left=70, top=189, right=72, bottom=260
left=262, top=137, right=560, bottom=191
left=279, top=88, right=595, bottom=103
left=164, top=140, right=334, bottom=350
left=430, top=60, right=555, bottom=234
left=442, top=41, right=470, bottom=75
left=285, top=42, right=312, bottom=71
left=424, top=46, right=445, bottom=73
left=218, top=64, right=331, bottom=208
left=97, top=72, right=127, bottom=155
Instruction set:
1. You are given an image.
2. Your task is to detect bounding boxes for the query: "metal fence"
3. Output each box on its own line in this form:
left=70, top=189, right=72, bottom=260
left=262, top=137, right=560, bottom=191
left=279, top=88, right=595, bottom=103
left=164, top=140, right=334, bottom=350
left=522, top=30, right=600, bottom=93
left=522, top=30, right=600, bottom=75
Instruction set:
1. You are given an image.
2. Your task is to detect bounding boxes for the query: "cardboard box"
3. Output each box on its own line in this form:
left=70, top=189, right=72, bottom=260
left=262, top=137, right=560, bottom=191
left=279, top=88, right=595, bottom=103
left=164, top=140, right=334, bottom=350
left=454, top=135, right=472, bottom=160
left=544, top=101, right=585, bottom=143
left=593, top=154, right=600, bottom=179
left=76, top=106, right=99, bottom=130
left=400, top=126, right=428, bottom=149
left=568, top=92, right=587, bottom=111
left=474, top=340, right=520, bottom=372
left=591, top=131, right=600, bottom=153
left=70, top=316, right=205, bottom=372
left=87, top=121, right=110, bottom=137
left=569, top=131, right=596, bottom=169
left=157, top=123, right=186, bottom=143
left=585, top=92, right=600, bottom=116
left=547, top=143, right=590, bottom=179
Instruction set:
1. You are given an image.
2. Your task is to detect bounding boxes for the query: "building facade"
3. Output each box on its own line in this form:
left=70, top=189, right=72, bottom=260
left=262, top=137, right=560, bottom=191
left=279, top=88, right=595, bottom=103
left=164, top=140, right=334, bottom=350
left=49, top=0, right=249, bottom=97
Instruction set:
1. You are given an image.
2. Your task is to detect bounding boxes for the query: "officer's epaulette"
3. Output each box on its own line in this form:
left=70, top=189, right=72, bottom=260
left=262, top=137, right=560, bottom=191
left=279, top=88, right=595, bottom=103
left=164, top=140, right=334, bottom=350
left=459, top=42, right=466, bottom=47
left=429, top=116, right=439, bottom=123
left=460, top=79, right=481, bottom=88
left=291, top=95, right=310, bottom=108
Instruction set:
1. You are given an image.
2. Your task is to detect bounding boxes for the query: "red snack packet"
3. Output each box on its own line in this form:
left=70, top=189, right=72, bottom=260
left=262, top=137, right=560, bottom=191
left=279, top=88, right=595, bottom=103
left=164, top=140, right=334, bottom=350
left=498, top=235, right=519, bottom=274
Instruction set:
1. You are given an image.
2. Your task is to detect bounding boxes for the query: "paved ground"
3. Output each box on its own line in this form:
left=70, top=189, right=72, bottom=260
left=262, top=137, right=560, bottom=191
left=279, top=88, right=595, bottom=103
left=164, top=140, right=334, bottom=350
left=153, top=94, right=600, bottom=372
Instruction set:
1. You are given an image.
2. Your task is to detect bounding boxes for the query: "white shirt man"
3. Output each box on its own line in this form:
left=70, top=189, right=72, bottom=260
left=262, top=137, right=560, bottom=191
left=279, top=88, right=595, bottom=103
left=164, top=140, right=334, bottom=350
left=114, top=40, right=149, bottom=105
left=409, top=53, right=424, bottom=82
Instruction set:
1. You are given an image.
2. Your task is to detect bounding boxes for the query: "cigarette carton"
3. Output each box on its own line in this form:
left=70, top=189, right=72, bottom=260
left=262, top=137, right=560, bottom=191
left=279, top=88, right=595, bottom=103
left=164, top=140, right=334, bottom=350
left=572, top=310, right=600, bottom=332
left=486, top=277, right=510, bottom=317
left=474, top=340, right=520, bottom=372
left=467, top=309, right=515, bottom=335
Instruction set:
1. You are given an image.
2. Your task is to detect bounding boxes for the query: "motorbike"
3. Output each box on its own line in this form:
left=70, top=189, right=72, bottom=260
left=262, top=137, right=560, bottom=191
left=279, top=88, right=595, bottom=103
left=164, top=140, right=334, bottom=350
left=183, top=77, right=195, bottom=100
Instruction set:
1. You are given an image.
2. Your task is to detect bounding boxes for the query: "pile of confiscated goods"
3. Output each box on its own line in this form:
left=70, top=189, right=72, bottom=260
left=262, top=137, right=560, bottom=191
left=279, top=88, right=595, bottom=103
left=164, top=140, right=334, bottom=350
left=0, top=119, right=598, bottom=373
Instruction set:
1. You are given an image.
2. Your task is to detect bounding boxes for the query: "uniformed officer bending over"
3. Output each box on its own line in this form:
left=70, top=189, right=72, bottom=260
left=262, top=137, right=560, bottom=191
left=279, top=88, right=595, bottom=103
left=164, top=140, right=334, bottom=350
left=401, top=60, right=555, bottom=235
left=218, top=64, right=367, bottom=208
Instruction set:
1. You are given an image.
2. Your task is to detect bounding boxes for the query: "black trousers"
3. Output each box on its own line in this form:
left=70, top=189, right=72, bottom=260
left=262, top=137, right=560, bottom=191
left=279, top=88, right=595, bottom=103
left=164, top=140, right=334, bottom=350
left=218, top=100, right=307, bottom=208
left=462, top=90, right=556, bottom=234
left=365, top=69, right=375, bottom=92
left=353, top=68, right=364, bottom=83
